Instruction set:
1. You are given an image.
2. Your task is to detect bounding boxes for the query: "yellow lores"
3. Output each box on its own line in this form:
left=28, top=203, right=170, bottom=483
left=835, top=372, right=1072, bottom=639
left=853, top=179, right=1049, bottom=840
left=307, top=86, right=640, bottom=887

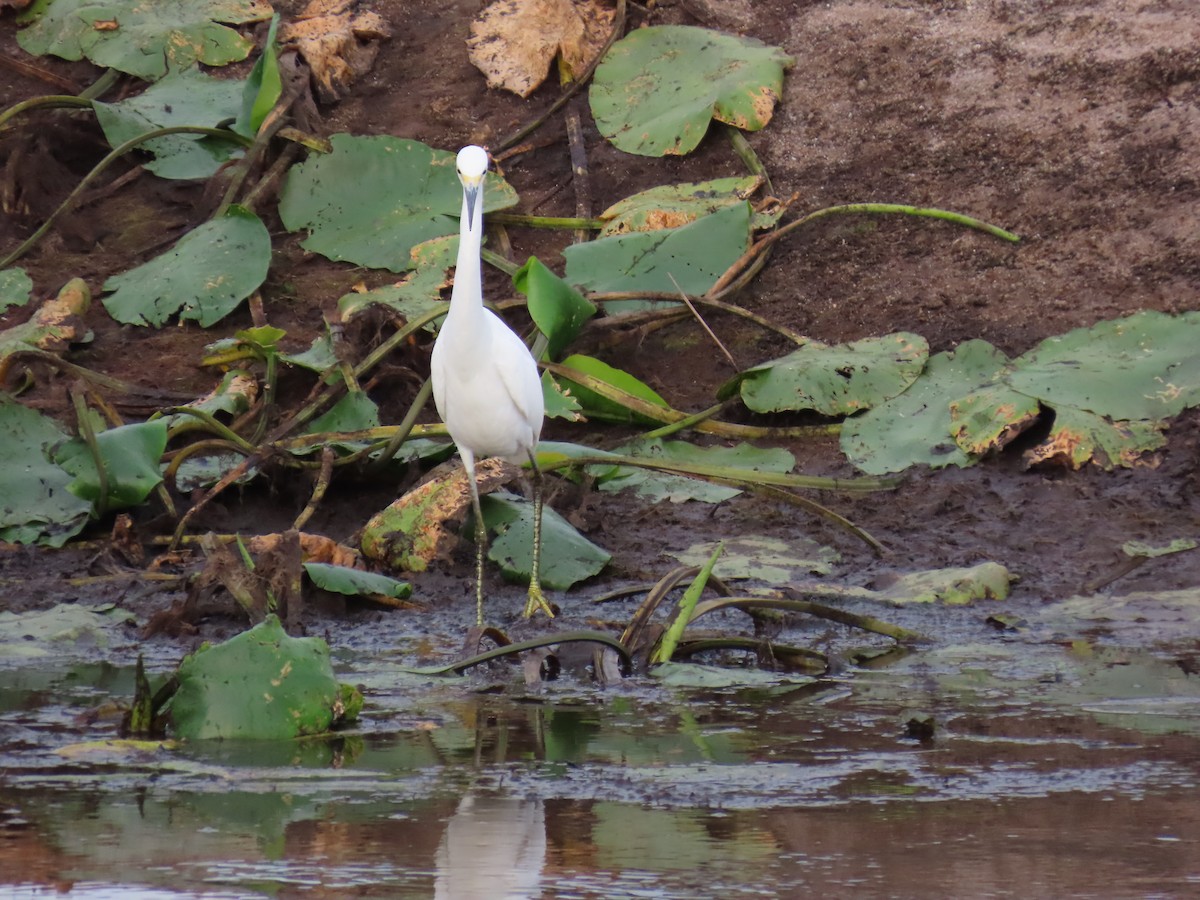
left=430, top=145, right=553, bottom=624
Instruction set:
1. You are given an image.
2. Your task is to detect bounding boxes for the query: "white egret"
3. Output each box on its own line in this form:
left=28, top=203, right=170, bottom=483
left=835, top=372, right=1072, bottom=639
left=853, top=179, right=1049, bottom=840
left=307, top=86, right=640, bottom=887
left=430, top=145, right=553, bottom=624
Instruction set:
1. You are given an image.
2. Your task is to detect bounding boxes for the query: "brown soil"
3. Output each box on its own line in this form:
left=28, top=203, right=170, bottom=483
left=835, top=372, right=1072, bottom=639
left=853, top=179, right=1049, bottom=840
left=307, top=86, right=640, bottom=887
left=2, top=0, right=1198, bottom=635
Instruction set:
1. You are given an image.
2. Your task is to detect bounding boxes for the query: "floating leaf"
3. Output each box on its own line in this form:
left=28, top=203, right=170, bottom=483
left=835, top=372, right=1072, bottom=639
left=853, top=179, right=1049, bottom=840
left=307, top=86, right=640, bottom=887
left=601, top=439, right=796, bottom=504
left=1007, top=310, right=1200, bottom=421
left=101, top=205, right=270, bottom=327
left=482, top=493, right=610, bottom=590
left=650, top=661, right=814, bottom=689
left=279, top=135, right=517, bottom=272
left=467, top=0, right=615, bottom=97
left=673, top=535, right=839, bottom=582
left=304, top=563, right=411, bottom=600
left=726, top=333, right=929, bottom=416
left=554, top=354, right=669, bottom=423
left=0, top=604, right=135, bottom=658
left=563, top=202, right=750, bottom=304
left=0, top=267, right=33, bottom=311
left=598, top=176, right=763, bottom=236
left=875, top=562, right=1013, bottom=605
left=1023, top=406, right=1167, bottom=471
left=590, top=25, right=793, bottom=156
left=0, top=397, right=91, bottom=546
left=338, top=235, right=457, bottom=323
left=16, top=0, right=271, bottom=81
left=92, top=67, right=245, bottom=180
left=515, top=256, right=596, bottom=358
left=841, top=340, right=1010, bottom=474
left=55, top=419, right=169, bottom=509
left=167, top=615, right=360, bottom=741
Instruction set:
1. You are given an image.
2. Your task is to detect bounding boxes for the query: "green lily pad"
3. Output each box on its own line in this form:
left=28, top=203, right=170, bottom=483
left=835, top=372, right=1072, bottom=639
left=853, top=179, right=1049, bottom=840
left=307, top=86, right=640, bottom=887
left=17, top=0, right=270, bottom=82
left=279, top=135, right=518, bottom=272
left=168, top=615, right=360, bottom=741
left=598, top=176, right=764, bottom=236
left=0, top=397, right=92, bottom=546
left=727, top=333, right=929, bottom=416
left=338, top=236, right=458, bottom=323
left=481, top=493, right=611, bottom=591
left=92, top=67, right=245, bottom=180
left=841, top=339, right=1011, bottom=474
left=948, top=383, right=1042, bottom=456
left=0, top=267, right=33, bottom=311
left=101, top=205, right=270, bottom=327
left=600, top=439, right=796, bottom=504
left=563, top=202, right=751, bottom=305
left=306, top=391, right=380, bottom=434
left=1007, top=310, right=1200, bottom=421
left=590, top=25, right=793, bottom=156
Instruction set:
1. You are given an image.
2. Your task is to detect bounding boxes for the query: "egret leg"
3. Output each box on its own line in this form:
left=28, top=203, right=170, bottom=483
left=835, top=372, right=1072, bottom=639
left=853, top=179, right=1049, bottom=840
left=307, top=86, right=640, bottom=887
left=462, top=449, right=487, bottom=626
left=522, top=451, right=555, bottom=619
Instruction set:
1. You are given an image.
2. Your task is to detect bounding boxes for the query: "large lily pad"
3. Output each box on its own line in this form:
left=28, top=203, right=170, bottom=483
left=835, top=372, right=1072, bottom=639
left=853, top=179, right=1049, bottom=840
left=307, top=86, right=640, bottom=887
left=279, top=135, right=518, bottom=272
left=338, top=236, right=457, bottom=323
left=101, top=205, right=270, bottom=327
left=590, top=25, right=793, bottom=156
left=563, top=202, right=750, bottom=300
left=0, top=397, right=91, bottom=546
left=1007, top=310, right=1200, bottom=421
left=600, top=439, right=796, bottom=504
left=1023, top=406, right=1167, bottom=471
left=727, top=333, right=929, bottom=416
left=168, top=615, right=360, bottom=741
left=841, top=340, right=1011, bottom=474
left=17, top=0, right=270, bottom=82
left=93, top=67, right=246, bottom=179
left=598, top=176, right=764, bottom=236
left=482, top=493, right=611, bottom=590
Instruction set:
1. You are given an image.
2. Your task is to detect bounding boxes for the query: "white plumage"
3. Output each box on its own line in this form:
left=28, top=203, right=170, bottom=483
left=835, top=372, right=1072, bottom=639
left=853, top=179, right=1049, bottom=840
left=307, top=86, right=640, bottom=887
left=430, top=145, right=552, bottom=622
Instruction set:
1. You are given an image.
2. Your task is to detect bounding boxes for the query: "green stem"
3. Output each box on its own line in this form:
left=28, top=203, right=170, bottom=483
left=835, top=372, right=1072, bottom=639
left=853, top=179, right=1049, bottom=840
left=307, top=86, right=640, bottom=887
left=71, top=390, right=108, bottom=520
left=165, top=407, right=257, bottom=451
left=480, top=246, right=519, bottom=277
left=369, top=379, right=434, bottom=470
left=0, top=95, right=93, bottom=129
left=725, top=126, right=772, bottom=194
left=0, top=125, right=253, bottom=269
left=543, top=452, right=897, bottom=493
left=777, top=202, right=1020, bottom=246
left=693, top=596, right=927, bottom=643
left=78, top=69, right=121, bottom=101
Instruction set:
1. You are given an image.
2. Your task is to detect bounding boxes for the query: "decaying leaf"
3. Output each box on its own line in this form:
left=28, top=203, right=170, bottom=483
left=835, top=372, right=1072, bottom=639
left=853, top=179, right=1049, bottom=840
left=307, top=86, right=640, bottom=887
left=281, top=0, right=392, bottom=102
left=1023, top=406, right=1166, bottom=471
left=468, top=0, right=616, bottom=97
left=874, top=562, right=1013, bottom=606
left=360, top=457, right=516, bottom=572
left=949, top=384, right=1041, bottom=456
left=0, top=277, right=91, bottom=371
left=598, top=176, right=764, bottom=236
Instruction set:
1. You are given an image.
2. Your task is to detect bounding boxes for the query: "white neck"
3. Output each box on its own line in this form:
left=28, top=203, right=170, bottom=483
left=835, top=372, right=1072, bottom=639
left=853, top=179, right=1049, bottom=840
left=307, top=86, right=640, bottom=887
left=449, top=186, right=484, bottom=315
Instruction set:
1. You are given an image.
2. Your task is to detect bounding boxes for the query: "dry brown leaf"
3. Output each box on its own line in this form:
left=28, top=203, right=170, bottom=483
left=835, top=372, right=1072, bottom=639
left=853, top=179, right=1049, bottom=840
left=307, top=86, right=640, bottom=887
left=281, top=0, right=391, bottom=102
left=467, top=0, right=615, bottom=98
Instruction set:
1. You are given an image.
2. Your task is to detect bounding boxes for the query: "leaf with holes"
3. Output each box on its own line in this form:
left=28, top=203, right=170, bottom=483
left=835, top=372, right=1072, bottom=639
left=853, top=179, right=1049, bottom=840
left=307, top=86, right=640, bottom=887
left=725, top=333, right=929, bottom=416
left=841, top=340, right=1011, bottom=474
left=279, top=135, right=518, bottom=272
left=590, top=25, right=792, bottom=156
left=563, top=202, right=750, bottom=309
left=17, top=0, right=271, bottom=81
left=1023, top=406, right=1167, bottom=471
left=93, top=67, right=246, bottom=180
left=598, top=176, right=764, bottom=236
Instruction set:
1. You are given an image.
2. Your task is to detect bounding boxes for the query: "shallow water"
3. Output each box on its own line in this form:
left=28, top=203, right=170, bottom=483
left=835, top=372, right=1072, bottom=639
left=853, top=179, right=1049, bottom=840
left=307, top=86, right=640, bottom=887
left=3, top=640, right=1199, bottom=898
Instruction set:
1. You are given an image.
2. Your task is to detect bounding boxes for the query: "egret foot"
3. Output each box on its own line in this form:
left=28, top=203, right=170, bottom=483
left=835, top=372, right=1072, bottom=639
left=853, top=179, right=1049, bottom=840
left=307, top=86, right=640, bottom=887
left=523, top=583, right=555, bottom=619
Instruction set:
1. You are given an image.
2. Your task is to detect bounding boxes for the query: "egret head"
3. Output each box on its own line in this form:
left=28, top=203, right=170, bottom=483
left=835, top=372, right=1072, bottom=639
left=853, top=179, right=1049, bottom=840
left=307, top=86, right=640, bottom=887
left=456, top=145, right=489, bottom=230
